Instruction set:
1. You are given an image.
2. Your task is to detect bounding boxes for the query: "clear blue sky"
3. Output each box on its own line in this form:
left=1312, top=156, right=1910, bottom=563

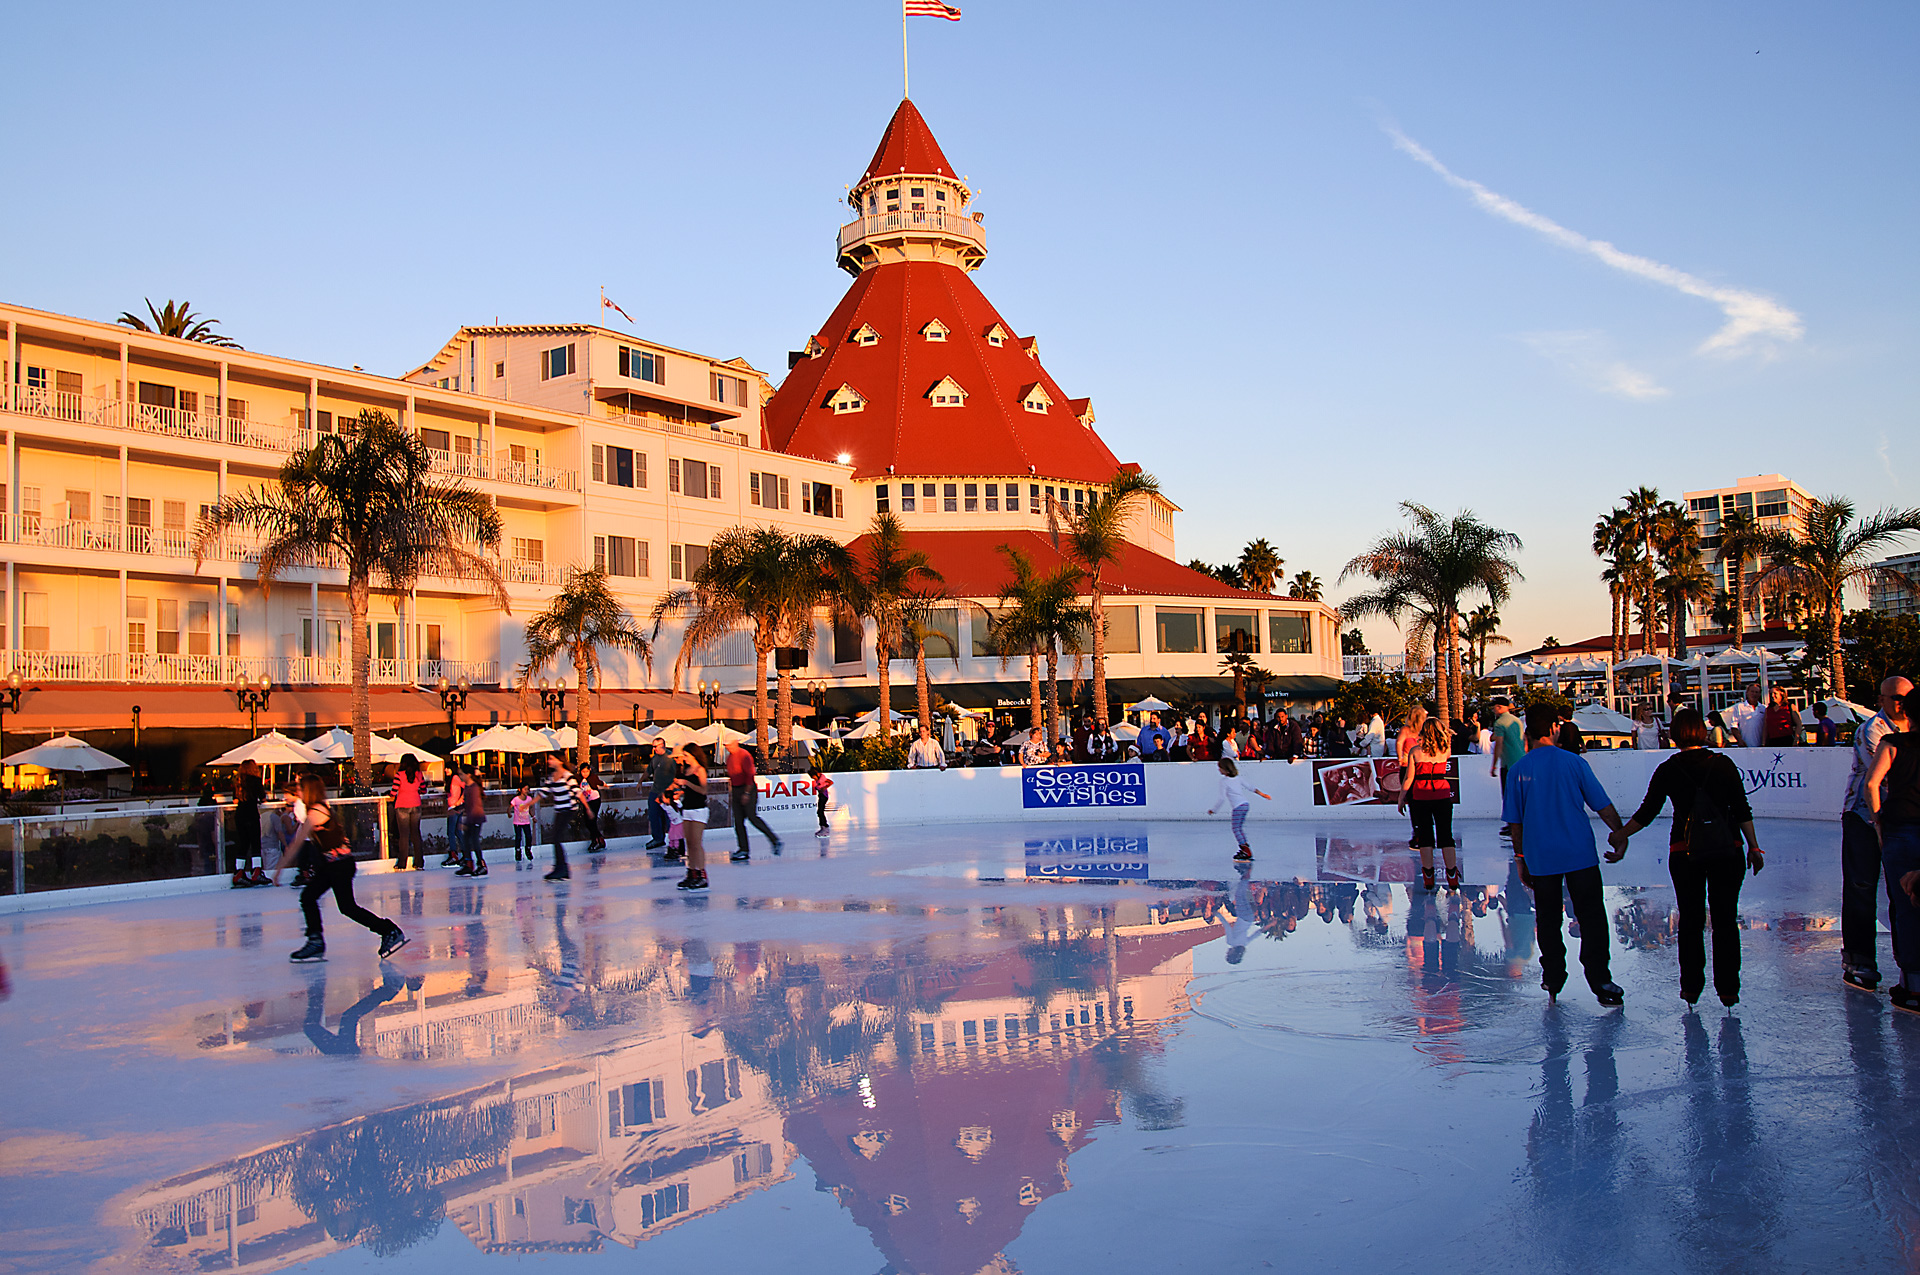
left=4, top=1, right=1914, bottom=652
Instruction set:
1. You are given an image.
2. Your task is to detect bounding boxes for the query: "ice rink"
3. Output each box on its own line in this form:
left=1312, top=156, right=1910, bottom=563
left=2, top=816, right=1916, bottom=1273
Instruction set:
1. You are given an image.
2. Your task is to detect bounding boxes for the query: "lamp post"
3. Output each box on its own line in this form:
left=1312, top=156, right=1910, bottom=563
left=232, top=673, right=271, bottom=736
left=0, top=672, right=21, bottom=791
left=697, top=679, right=720, bottom=726
left=130, top=704, right=141, bottom=793
left=538, top=677, right=568, bottom=725
left=436, top=674, right=470, bottom=749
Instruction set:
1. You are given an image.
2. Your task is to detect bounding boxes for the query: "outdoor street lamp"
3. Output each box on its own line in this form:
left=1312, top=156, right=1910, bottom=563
left=697, top=679, right=720, bottom=726
left=437, top=674, right=471, bottom=748
left=130, top=704, right=141, bottom=791
left=232, top=673, right=272, bottom=736
left=538, top=677, right=568, bottom=724
left=0, top=672, right=21, bottom=785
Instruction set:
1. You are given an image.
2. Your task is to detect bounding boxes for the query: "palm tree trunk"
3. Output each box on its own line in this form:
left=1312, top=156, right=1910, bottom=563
left=347, top=574, right=371, bottom=791
left=915, top=643, right=932, bottom=734
left=1089, top=575, right=1107, bottom=724
left=1446, top=611, right=1462, bottom=724
left=1029, top=648, right=1043, bottom=734
left=1829, top=593, right=1846, bottom=699
left=1731, top=567, right=1746, bottom=649
left=874, top=623, right=892, bottom=727
left=1672, top=593, right=1689, bottom=660
left=753, top=640, right=772, bottom=756
left=776, top=667, right=795, bottom=756
left=1045, top=645, right=1060, bottom=745
left=573, top=642, right=592, bottom=770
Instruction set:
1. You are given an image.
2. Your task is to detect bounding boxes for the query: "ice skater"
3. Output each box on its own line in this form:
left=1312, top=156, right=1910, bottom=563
left=274, top=775, right=407, bottom=963
left=454, top=764, right=488, bottom=877
left=509, top=785, right=536, bottom=863
left=1207, top=757, right=1270, bottom=861
left=1397, top=716, right=1460, bottom=892
left=674, top=744, right=712, bottom=890
left=808, top=761, right=833, bottom=835
left=1863, top=683, right=1920, bottom=1015
left=540, top=753, right=586, bottom=882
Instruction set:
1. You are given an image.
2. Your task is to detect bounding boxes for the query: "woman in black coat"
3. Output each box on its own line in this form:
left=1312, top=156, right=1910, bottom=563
left=1611, top=707, right=1765, bottom=1006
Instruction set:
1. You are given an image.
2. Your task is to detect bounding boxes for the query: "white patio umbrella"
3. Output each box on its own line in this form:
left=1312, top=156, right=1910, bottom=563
left=540, top=725, right=580, bottom=750
left=1126, top=696, right=1173, bottom=712
left=1614, top=654, right=1666, bottom=671
left=303, top=727, right=356, bottom=760
left=1707, top=648, right=1763, bottom=666
left=1110, top=721, right=1141, bottom=741
left=205, top=731, right=326, bottom=768
left=786, top=723, right=831, bottom=743
left=692, top=721, right=750, bottom=746
left=1485, top=660, right=1529, bottom=680
left=1801, top=698, right=1871, bottom=725
left=1572, top=704, right=1639, bottom=735
left=855, top=706, right=914, bottom=724
left=3, top=734, right=131, bottom=772
left=591, top=723, right=654, bottom=747
left=451, top=724, right=555, bottom=756
left=842, top=719, right=883, bottom=741
left=652, top=721, right=701, bottom=750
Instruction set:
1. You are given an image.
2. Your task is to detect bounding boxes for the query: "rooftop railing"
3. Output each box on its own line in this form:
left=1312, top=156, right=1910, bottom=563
left=838, top=209, right=987, bottom=253
left=0, top=651, right=499, bottom=687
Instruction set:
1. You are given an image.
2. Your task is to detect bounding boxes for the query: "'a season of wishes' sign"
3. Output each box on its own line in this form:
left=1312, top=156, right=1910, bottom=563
left=1021, top=763, right=1148, bottom=808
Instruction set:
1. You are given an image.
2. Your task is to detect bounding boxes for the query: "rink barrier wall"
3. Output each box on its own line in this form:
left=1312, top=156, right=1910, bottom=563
left=0, top=748, right=1853, bottom=913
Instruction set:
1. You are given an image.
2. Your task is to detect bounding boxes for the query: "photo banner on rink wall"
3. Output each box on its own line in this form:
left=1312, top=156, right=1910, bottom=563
left=1022, top=763, right=1148, bottom=809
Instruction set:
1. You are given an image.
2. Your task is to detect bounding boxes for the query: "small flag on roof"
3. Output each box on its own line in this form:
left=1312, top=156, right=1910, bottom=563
left=601, top=294, right=634, bottom=324
left=905, top=0, right=961, bottom=19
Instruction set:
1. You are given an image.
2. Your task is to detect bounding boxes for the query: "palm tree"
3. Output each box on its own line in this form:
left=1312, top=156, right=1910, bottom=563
left=520, top=568, right=652, bottom=768
left=841, top=513, right=942, bottom=729
left=1236, top=538, right=1284, bottom=594
left=195, top=410, right=505, bottom=786
left=901, top=592, right=958, bottom=733
left=1618, top=486, right=1666, bottom=654
left=991, top=546, right=1089, bottom=743
left=653, top=526, right=851, bottom=755
left=1750, top=496, right=1920, bottom=698
left=1286, top=570, right=1323, bottom=601
left=1592, top=505, right=1636, bottom=663
left=117, top=298, right=241, bottom=348
left=1715, top=507, right=1779, bottom=649
left=1339, top=503, right=1523, bottom=725
left=1461, top=604, right=1509, bottom=677
left=1064, top=469, right=1160, bottom=723
left=1654, top=507, right=1715, bottom=660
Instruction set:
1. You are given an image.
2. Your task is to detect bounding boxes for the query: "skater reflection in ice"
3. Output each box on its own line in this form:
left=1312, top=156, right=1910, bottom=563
left=1221, top=863, right=1258, bottom=964
left=1525, top=1011, right=1632, bottom=1265
left=301, top=967, right=410, bottom=1057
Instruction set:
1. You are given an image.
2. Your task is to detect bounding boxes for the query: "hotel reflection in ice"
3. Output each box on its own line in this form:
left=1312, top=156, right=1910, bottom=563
left=129, top=897, right=1213, bottom=1272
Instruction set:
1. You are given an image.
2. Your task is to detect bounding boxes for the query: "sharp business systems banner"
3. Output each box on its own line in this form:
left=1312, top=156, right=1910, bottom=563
left=1022, top=763, right=1148, bottom=809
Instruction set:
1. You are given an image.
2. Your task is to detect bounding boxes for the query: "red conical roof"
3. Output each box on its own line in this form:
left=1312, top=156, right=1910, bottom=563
left=765, top=261, right=1123, bottom=483
left=862, top=98, right=956, bottom=181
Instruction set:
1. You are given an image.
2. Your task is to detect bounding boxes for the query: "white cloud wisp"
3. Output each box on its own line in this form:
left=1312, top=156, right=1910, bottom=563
left=1387, top=127, right=1803, bottom=358
left=1520, top=331, right=1669, bottom=400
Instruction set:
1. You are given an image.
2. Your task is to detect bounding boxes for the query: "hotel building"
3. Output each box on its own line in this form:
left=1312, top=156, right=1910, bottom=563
left=1683, top=473, right=1814, bottom=634
left=0, top=98, right=1340, bottom=748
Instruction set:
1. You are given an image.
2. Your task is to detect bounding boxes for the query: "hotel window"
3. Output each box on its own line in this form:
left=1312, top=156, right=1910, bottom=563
left=921, top=483, right=936, bottom=513
left=876, top=484, right=890, bottom=513
left=670, top=543, right=709, bottom=581
left=802, top=482, right=844, bottom=519
left=971, top=605, right=1010, bottom=657
left=712, top=372, right=747, bottom=405
left=851, top=325, right=881, bottom=348
left=928, top=376, right=967, bottom=406
left=593, top=535, right=645, bottom=577
left=749, top=472, right=790, bottom=509
left=1103, top=605, right=1141, bottom=655
left=227, top=603, right=241, bottom=653
left=1756, top=489, right=1790, bottom=519
left=593, top=444, right=639, bottom=488
left=833, top=614, right=863, bottom=664
left=1156, top=607, right=1203, bottom=654
left=540, top=343, right=576, bottom=380
left=984, top=483, right=999, bottom=512
left=900, top=484, right=916, bottom=513
left=619, top=346, right=665, bottom=384
left=420, top=428, right=451, bottom=454
left=669, top=458, right=720, bottom=499
left=1268, top=612, right=1312, bottom=654
left=922, top=319, right=949, bottom=341
left=943, top=483, right=958, bottom=512
left=1216, top=611, right=1258, bottom=655
left=910, top=187, right=924, bottom=197
left=1073, top=488, right=1086, bottom=514
left=22, top=592, right=49, bottom=651
left=493, top=361, right=505, bottom=379
left=127, top=597, right=148, bottom=655
left=226, top=398, right=248, bottom=421
left=1021, top=387, right=1051, bottom=414
left=155, top=599, right=179, bottom=655
left=162, top=501, right=187, bottom=547
left=964, top=483, right=978, bottom=512
left=935, top=189, right=947, bottom=202
left=186, top=601, right=212, bottom=656
left=1029, top=483, right=1041, bottom=514
left=62, top=489, right=90, bottom=523
left=828, top=385, right=865, bottom=414
left=511, top=537, right=544, bottom=563
left=986, top=324, right=1009, bottom=347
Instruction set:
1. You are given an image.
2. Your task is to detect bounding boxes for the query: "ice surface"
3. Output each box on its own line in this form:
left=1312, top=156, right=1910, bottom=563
left=1, top=816, right=1916, bottom=1273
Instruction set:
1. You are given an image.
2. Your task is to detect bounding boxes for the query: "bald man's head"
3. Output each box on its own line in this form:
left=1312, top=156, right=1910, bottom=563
left=1883, top=676, right=1914, bottom=723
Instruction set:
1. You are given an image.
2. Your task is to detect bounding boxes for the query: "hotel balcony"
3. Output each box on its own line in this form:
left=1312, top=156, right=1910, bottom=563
left=837, top=209, right=987, bottom=254
left=2, top=387, right=577, bottom=494
left=0, top=652, right=500, bottom=686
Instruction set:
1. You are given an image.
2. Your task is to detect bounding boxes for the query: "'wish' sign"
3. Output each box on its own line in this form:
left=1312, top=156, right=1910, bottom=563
left=1021, top=763, right=1148, bottom=808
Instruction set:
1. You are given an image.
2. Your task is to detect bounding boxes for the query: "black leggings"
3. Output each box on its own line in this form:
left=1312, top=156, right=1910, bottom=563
left=817, top=790, right=829, bottom=830
left=1408, top=798, right=1455, bottom=849
left=1669, top=848, right=1746, bottom=1001
left=234, top=806, right=261, bottom=866
left=299, top=857, right=393, bottom=940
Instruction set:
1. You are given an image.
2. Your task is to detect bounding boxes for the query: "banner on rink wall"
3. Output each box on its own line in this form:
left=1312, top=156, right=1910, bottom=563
left=1021, top=764, right=1148, bottom=809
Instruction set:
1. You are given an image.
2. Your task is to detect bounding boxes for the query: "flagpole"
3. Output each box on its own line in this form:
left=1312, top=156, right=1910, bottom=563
left=902, top=3, right=909, bottom=98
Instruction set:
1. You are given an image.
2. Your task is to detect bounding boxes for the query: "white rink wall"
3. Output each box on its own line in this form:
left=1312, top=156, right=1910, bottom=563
left=722, top=747, right=1852, bottom=834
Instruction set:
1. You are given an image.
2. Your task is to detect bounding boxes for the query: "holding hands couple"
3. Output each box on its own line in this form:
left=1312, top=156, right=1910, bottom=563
left=1607, top=820, right=1765, bottom=874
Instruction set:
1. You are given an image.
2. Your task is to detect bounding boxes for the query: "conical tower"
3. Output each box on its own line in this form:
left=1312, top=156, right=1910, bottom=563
left=836, top=99, right=988, bottom=276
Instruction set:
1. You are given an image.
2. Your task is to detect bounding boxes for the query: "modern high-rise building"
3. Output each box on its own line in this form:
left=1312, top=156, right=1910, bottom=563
left=1867, top=551, right=1920, bottom=617
left=1683, top=474, right=1814, bottom=632
left=0, top=98, right=1340, bottom=758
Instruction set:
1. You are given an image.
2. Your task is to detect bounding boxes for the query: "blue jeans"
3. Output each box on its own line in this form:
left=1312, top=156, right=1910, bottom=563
left=513, top=824, right=535, bottom=856
left=1230, top=803, right=1249, bottom=846
left=1881, top=823, right=1920, bottom=984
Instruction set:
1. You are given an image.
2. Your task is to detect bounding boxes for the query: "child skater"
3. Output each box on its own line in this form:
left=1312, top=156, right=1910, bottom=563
left=808, top=762, right=833, bottom=836
left=1206, top=757, right=1271, bottom=861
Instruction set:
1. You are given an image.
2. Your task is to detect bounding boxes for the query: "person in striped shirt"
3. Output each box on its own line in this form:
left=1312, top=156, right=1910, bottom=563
left=540, top=753, right=586, bottom=882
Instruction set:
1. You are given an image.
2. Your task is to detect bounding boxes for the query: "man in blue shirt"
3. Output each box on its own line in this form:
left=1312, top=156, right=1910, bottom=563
left=1138, top=713, right=1171, bottom=762
left=1503, top=704, right=1630, bottom=1006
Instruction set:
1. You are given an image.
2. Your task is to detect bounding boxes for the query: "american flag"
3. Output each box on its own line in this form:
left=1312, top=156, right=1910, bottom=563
left=905, top=0, right=961, bottom=19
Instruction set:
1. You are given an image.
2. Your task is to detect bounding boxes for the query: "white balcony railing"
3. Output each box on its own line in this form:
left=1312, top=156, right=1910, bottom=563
left=838, top=209, right=986, bottom=253
left=2, top=388, right=575, bottom=492
left=0, top=652, right=500, bottom=686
